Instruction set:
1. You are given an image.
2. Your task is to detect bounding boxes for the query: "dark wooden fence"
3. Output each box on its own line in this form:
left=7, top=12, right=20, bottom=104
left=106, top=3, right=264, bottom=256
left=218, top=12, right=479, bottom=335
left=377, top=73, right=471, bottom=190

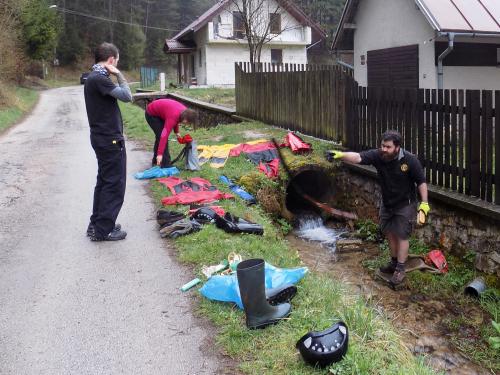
left=234, top=62, right=499, bottom=205
left=347, top=85, right=499, bottom=204
left=235, top=62, right=353, bottom=141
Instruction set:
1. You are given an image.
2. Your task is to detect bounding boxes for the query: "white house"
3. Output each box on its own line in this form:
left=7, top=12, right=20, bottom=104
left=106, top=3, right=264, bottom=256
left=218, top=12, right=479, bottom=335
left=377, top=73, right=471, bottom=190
left=164, top=0, right=326, bottom=87
left=332, top=0, right=500, bottom=90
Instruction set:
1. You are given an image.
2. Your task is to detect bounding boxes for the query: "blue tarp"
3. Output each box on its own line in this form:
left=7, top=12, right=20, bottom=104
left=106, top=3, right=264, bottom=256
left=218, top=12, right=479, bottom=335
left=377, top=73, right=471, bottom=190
left=219, top=175, right=256, bottom=204
left=134, top=166, right=180, bottom=180
left=199, top=262, right=308, bottom=309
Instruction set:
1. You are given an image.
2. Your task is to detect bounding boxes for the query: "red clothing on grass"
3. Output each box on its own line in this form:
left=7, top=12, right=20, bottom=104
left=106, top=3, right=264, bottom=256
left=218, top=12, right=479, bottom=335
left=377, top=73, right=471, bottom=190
left=146, top=99, right=186, bottom=157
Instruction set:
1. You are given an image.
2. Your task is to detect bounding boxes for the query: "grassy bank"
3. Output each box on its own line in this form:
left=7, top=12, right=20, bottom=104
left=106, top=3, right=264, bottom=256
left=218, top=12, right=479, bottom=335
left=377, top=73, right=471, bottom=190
left=133, top=81, right=236, bottom=108
left=120, top=101, right=436, bottom=374
left=0, top=85, right=39, bottom=134
left=363, top=236, right=500, bottom=372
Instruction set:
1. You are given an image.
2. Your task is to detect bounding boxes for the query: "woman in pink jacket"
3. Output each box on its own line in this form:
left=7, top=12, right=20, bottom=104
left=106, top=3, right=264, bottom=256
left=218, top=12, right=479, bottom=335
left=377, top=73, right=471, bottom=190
left=145, top=99, right=197, bottom=167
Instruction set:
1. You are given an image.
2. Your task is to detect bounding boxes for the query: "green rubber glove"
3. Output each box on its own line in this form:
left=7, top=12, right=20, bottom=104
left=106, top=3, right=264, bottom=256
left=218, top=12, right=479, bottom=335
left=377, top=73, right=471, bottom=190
left=418, top=202, right=430, bottom=216
left=326, top=150, right=345, bottom=162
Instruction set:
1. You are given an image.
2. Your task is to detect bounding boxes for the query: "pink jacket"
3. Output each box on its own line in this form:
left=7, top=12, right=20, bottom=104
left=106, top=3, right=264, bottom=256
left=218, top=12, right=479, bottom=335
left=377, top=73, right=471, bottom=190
left=146, top=99, right=186, bottom=156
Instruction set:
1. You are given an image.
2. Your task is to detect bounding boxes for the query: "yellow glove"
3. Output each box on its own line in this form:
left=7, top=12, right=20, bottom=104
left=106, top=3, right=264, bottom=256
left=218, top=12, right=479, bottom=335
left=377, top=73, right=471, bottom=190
left=417, top=202, right=430, bottom=225
left=326, top=150, right=344, bottom=162
left=418, top=202, right=430, bottom=215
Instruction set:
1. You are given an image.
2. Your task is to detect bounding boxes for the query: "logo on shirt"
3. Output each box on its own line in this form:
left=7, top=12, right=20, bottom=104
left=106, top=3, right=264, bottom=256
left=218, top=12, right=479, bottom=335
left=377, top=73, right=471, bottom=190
left=401, top=163, right=409, bottom=172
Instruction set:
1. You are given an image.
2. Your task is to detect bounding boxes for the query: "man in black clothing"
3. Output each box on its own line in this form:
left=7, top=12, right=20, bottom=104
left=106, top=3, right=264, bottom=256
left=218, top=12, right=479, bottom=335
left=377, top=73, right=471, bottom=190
left=327, top=130, right=430, bottom=285
left=84, top=42, right=132, bottom=241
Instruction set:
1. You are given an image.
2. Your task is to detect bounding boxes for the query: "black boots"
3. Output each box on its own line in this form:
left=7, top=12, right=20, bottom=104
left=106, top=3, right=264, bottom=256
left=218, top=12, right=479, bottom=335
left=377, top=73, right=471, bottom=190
left=237, top=259, right=291, bottom=329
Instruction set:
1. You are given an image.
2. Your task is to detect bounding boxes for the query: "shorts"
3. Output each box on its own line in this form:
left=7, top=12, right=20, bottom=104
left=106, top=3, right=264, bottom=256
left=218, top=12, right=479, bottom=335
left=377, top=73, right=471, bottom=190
left=379, top=201, right=417, bottom=240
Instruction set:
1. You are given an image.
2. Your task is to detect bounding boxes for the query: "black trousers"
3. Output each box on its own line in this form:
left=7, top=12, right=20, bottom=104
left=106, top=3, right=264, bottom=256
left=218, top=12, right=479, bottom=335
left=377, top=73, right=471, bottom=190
left=90, top=136, right=127, bottom=238
left=145, top=112, right=172, bottom=168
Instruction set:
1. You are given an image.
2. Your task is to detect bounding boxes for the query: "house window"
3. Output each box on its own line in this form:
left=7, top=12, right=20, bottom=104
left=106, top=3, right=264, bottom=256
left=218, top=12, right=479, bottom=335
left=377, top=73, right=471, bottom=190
left=497, top=48, right=500, bottom=67
left=271, top=49, right=283, bottom=64
left=199, top=49, right=202, bottom=67
left=233, top=11, right=245, bottom=39
left=270, top=13, right=281, bottom=34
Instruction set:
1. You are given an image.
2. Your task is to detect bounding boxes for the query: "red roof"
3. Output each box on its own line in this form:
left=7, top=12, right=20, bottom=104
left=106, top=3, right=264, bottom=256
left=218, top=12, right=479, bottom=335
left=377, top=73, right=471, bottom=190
left=172, top=0, right=326, bottom=42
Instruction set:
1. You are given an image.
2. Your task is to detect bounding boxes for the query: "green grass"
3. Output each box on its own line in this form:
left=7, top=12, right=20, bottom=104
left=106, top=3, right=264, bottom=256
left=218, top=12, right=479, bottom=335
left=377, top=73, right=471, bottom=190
left=120, top=101, right=437, bottom=374
left=0, top=86, right=39, bottom=133
left=132, top=81, right=236, bottom=108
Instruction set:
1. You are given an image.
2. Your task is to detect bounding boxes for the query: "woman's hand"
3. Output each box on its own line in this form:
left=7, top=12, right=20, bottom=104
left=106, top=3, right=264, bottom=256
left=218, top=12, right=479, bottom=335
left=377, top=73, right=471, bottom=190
left=156, top=155, right=163, bottom=166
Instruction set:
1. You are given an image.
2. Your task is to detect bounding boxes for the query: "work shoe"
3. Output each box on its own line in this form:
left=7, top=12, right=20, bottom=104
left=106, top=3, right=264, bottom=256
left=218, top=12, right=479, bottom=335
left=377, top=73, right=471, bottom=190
left=379, top=259, right=397, bottom=274
left=390, top=269, right=406, bottom=286
left=90, top=229, right=127, bottom=242
left=86, top=223, right=121, bottom=237
left=266, top=284, right=297, bottom=306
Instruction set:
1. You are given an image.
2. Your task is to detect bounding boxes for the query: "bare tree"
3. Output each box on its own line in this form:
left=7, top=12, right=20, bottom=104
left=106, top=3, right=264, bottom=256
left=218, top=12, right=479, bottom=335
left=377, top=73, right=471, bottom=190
left=229, top=0, right=297, bottom=65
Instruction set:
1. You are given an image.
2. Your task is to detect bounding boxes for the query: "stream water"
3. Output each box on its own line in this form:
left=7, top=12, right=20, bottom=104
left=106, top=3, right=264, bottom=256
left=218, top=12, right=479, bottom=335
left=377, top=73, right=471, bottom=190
left=289, top=216, right=491, bottom=375
left=294, top=215, right=347, bottom=252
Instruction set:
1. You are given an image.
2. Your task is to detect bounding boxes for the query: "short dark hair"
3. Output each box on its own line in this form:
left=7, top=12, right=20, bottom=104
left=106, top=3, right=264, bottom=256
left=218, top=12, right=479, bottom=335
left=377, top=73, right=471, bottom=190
left=180, top=108, right=197, bottom=124
left=381, top=130, right=402, bottom=147
left=95, top=42, right=119, bottom=64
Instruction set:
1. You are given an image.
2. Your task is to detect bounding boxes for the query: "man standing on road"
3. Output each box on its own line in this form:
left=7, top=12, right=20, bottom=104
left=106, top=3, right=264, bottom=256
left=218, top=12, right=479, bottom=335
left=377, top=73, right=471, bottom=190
left=327, top=130, right=430, bottom=286
left=84, top=42, right=132, bottom=241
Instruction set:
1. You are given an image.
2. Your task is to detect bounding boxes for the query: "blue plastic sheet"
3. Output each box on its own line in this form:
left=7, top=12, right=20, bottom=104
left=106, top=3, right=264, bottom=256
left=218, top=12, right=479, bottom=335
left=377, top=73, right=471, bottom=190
left=219, top=175, right=256, bottom=204
left=199, top=262, right=308, bottom=309
left=134, top=166, right=180, bottom=180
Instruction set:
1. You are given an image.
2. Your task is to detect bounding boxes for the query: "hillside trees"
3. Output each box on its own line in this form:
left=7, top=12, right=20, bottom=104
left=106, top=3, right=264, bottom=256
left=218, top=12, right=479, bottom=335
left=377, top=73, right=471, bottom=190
left=0, top=0, right=24, bottom=81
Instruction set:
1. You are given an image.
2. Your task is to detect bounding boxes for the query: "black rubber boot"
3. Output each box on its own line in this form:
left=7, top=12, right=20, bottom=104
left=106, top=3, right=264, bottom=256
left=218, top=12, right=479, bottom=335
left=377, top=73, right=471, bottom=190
left=237, top=259, right=291, bottom=329
left=266, top=284, right=297, bottom=306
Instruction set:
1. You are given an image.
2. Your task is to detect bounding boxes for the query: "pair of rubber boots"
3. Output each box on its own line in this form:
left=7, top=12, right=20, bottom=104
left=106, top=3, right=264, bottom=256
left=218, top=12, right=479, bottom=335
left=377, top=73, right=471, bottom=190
left=237, top=259, right=293, bottom=329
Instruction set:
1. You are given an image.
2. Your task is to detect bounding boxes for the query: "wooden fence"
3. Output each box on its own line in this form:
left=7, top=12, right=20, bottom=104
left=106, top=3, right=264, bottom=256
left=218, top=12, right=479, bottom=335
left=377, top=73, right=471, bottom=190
left=347, top=85, right=499, bottom=204
left=235, top=62, right=353, bottom=141
left=234, top=62, right=499, bottom=205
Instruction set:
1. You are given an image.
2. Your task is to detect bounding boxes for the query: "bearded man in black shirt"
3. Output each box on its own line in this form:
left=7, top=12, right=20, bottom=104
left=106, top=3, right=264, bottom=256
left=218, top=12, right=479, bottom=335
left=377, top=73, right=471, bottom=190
left=84, top=43, right=132, bottom=241
left=327, top=130, right=430, bottom=286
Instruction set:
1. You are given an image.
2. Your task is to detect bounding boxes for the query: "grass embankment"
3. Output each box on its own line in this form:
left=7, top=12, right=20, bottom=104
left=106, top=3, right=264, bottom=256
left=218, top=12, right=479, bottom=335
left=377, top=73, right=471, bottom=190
left=362, top=234, right=500, bottom=372
left=120, top=100, right=436, bottom=374
left=0, top=85, right=39, bottom=134
left=134, top=81, right=236, bottom=108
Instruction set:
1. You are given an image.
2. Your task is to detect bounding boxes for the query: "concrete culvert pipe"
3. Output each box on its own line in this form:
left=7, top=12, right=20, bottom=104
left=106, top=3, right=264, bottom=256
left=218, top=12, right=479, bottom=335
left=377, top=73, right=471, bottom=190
left=285, top=167, right=335, bottom=215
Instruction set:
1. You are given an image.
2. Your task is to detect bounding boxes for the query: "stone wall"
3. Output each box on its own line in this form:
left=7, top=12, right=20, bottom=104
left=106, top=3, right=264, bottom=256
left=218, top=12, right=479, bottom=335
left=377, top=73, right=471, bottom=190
left=334, top=165, right=500, bottom=276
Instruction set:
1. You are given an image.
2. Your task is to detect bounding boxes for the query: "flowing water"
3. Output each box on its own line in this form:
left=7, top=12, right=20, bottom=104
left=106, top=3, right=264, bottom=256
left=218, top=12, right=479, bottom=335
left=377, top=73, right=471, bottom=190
left=294, top=215, right=347, bottom=252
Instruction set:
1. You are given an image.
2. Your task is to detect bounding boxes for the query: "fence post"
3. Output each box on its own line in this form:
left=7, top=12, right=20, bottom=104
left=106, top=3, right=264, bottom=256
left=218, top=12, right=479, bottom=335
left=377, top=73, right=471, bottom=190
left=466, top=90, right=481, bottom=197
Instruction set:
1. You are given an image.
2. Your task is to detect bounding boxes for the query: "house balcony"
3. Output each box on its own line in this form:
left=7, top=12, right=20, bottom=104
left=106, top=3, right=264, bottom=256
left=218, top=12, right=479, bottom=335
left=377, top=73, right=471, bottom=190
left=207, top=22, right=312, bottom=45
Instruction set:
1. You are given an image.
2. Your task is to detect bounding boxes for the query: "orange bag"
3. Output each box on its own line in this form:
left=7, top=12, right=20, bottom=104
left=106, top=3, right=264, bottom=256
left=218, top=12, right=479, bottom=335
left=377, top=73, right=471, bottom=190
left=424, top=250, right=448, bottom=273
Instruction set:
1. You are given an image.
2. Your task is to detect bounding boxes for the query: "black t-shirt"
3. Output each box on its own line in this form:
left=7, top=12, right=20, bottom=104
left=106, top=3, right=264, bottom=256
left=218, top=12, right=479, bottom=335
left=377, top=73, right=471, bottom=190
left=84, top=71, right=123, bottom=146
left=359, top=148, right=426, bottom=209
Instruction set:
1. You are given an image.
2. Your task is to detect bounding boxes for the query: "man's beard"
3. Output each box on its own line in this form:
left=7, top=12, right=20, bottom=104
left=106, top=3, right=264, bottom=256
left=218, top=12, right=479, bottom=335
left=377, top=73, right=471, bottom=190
left=380, top=148, right=399, bottom=161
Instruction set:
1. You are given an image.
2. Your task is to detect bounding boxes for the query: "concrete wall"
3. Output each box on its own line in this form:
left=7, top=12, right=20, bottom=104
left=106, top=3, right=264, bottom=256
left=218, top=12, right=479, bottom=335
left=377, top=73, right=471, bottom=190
left=352, top=0, right=500, bottom=90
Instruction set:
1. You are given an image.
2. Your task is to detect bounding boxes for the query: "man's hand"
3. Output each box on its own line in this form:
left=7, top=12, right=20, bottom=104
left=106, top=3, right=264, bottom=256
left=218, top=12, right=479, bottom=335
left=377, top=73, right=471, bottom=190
left=104, top=64, right=121, bottom=76
left=326, top=150, right=345, bottom=162
left=418, top=202, right=430, bottom=216
left=156, top=155, right=163, bottom=166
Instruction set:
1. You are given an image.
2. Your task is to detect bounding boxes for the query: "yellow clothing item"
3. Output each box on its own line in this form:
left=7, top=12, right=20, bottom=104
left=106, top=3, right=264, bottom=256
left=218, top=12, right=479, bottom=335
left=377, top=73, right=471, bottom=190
left=197, top=139, right=268, bottom=169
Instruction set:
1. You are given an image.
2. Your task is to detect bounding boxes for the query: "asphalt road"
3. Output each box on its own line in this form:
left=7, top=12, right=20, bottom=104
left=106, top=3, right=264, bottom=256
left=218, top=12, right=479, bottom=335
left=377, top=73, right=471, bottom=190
left=0, top=86, right=221, bottom=374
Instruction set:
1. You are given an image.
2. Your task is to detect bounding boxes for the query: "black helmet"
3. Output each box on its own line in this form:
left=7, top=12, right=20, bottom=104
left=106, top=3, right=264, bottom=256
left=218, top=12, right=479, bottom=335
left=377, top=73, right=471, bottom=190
left=191, top=207, right=218, bottom=224
left=296, top=321, right=348, bottom=368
